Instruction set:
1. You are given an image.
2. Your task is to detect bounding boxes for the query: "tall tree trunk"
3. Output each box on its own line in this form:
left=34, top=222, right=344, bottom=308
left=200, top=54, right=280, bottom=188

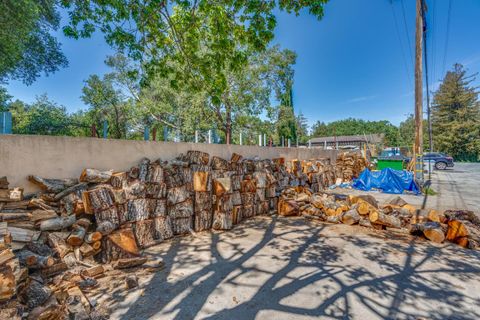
left=225, top=104, right=232, bottom=145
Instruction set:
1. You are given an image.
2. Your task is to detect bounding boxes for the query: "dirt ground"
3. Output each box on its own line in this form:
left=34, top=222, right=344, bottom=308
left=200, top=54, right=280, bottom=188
left=93, top=216, right=480, bottom=320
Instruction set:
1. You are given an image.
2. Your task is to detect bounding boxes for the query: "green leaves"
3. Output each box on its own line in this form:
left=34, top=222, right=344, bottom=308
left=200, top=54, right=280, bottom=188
left=432, top=64, right=480, bottom=161
left=0, top=0, right=67, bottom=84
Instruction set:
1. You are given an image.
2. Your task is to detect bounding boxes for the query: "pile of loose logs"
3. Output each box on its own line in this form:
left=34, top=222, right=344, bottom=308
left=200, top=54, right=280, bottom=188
left=335, top=152, right=369, bottom=181
left=1, top=151, right=340, bottom=317
left=278, top=187, right=480, bottom=249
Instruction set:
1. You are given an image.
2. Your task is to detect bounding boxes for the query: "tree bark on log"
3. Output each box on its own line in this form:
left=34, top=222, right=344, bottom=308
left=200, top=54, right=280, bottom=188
left=154, top=216, right=174, bottom=240
left=66, top=225, right=86, bottom=246
left=19, top=279, right=52, bottom=309
left=369, top=211, right=402, bottom=228
left=410, top=222, right=445, bottom=243
left=132, top=219, right=159, bottom=248
left=28, top=176, right=78, bottom=193
left=39, top=215, right=76, bottom=231
left=341, top=209, right=361, bottom=225
left=47, top=233, right=71, bottom=258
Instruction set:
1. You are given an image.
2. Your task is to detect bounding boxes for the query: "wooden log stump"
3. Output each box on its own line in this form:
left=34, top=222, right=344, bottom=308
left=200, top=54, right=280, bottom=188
left=410, top=222, right=445, bottom=243
left=79, top=168, right=113, bottom=183
left=369, top=210, right=402, bottom=229
left=40, top=215, right=76, bottom=231
left=341, top=209, right=361, bottom=225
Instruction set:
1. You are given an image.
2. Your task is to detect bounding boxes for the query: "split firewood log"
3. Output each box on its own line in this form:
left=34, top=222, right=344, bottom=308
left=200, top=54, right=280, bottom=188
left=167, top=186, right=190, bottom=206
left=240, top=192, right=256, bottom=205
left=446, top=220, right=480, bottom=249
left=28, top=175, right=78, bottom=193
left=133, top=219, right=159, bottom=248
left=232, top=206, right=242, bottom=224
left=193, top=172, right=209, bottom=192
left=154, top=216, right=174, bottom=240
left=388, top=196, right=408, bottom=207
left=194, top=192, right=212, bottom=213
left=444, top=210, right=480, bottom=226
left=16, top=250, right=55, bottom=269
left=80, top=169, right=113, bottom=183
left=195, top=210, right=213, bottom=232
left=186, top=150, right=210, bottom=165
left=114, top=257, right=148, bottom=269
left=359, top=217, right=372, bottom=228
left=211, top=156, right=229, bottom=171
left=145, top=183, right=167, bottom=199
left=66, top=225, right=86, bottom=246
left=410, top=221, right=445, bottom=243
left=411, top=209, right=443, bottom=224
left=256, top=188, right=266, bottom=202
left=0, top=264, right=16, bottom=301
left=241, top=180, right=256, bottom=193
left=213, top=178, right=232, bottom=196
left=100, top=228, right=139, bottom=263
left=31, top=209, right=58, bottom=222
left=110, top=172, right=128, bottom=189
left=19, top=278, right=52, bottom=309
left=231, top=153, right=243, bottom=163
left=172, top=217, right=193, bottom=234
left=47, top=233, right=71, bottom=258
left=147, top=161, right=164, bottom=183
left=256, top=201, right=269, bottom=216
left=278, top=199, right=299, bottom=216
left=0, top=211, right=32, bottom=222
left=82, top=187, right=115, bottom=214
left=341, top=208, right=361, bottom=225
left=127, top=199, right=149, bottom=222
left=41, top=262, right=68, bottom=278
left=369, top=210, right=402, bottom=229
left=212, top=210, right=233, bottom=230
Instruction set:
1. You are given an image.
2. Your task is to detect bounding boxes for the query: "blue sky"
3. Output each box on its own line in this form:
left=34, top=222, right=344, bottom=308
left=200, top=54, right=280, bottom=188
left=6, top=0, right=480, bottom=127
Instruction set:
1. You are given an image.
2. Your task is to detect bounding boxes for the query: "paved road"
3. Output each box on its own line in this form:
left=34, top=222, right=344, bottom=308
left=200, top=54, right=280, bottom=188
left=100, top=217, right=480, bottom=320
left=327, top=162, right=480, bottom=213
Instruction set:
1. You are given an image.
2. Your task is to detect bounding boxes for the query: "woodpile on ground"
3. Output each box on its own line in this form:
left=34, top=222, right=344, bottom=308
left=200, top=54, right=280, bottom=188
left=335, top=152, right=370, bottom=181
left=279, top=187, right=480, bottom=248
left=0, top=151, right=339, bottom=318
left=1, top=150, right=477, bottom=318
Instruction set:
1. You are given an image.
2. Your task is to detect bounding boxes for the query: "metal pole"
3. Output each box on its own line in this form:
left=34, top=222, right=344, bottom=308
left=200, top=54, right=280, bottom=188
left=308, top=140, right=311, bottom=148
left=208, top=130, right=212, bottom=144
left=102, top=120, right=108, bottom=139
left=163, top=127, right=168, bottom=141
left=324, top=141, right=327, bottom=149
left=287, top=138, right=291, bottom=148
left=240, top=132, right=243, bottom=145
left=263, top=134, right=266, bottom=147
left=195, top=130, right=199, bottom=143
left=144, top=127, right=149, bottom=141
left=258, top=134, right=262, bottom=146
left=282, top=136, right=285, bottom=147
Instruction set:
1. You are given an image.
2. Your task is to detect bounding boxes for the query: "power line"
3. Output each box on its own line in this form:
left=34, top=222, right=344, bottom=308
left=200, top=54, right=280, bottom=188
left=442, top=0, right=452, bottom=78
left=430, top=0, right=437, bottom=90
left=400, top=0, right=414, bottom=68
left=390, top=0, right=413, bottom=90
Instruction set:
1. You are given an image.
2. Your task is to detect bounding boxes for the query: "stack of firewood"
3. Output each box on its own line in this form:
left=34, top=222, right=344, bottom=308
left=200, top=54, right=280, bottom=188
left=335, top=152, right=369, bottom=181
left=278, top=186, right=480, bottom=249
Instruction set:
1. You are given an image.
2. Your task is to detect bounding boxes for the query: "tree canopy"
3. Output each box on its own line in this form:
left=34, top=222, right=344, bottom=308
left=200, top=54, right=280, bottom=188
left=432, top=64, right=480, bottom=161
left=0, top=0, right=67, bottom=84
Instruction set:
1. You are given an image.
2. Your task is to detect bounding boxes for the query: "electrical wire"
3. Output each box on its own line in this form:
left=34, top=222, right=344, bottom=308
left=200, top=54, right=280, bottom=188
left=400, top=0, right=414, bottom=69
left=442, top=0, right=452, bottom=78
left=390, top=0, right=413, bottom=90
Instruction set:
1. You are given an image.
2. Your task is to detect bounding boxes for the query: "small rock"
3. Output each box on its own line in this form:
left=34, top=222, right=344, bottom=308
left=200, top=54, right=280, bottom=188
left=125, top=275, right=138, bottom=289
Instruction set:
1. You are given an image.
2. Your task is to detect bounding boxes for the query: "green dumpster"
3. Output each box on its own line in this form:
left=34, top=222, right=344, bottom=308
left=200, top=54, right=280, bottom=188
left=376, top=159, right=404, bottom=170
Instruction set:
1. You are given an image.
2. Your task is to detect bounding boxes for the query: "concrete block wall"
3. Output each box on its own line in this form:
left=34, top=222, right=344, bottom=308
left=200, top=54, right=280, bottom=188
left=0, top=135, right=338, bottom=193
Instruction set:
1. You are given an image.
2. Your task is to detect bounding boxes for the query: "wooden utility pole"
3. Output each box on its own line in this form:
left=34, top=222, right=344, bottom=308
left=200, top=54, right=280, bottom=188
left=414, top=0, right=423, bottom=155
left=414, top=0, right=424, bottom=179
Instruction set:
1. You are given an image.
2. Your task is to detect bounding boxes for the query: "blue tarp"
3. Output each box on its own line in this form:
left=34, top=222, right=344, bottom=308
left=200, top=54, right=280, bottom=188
left=352, top=168, right=420, bottom=195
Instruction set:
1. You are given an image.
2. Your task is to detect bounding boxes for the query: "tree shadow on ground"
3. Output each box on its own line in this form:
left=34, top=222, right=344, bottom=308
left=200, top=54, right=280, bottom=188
left=111, top=216, right=480, bottom=320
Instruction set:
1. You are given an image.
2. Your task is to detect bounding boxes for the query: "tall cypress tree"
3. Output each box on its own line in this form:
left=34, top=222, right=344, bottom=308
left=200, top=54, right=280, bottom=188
left=276, top=82, right=297, bottom=145
left=432, top=64, right=480, bottom=161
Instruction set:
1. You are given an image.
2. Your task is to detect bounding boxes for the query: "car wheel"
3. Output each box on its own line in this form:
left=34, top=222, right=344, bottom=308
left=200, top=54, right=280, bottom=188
left=435, top=161, right=447, bottom=170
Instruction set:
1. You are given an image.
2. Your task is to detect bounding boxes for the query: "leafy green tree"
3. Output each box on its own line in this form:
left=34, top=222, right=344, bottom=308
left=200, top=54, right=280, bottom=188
left=296, top=112, right=309, bottom=144
left=61, top=1, right=327, bottom=93
left=81, top=74, right=134, bottom=139
left=276, top=82, right=297, bottom=145
left=398, top=114, right=429, bottom=150
left=0, top=87, right=12, bottom=111
left=432, top=64, right=480, bottom=161
left=0, top=0, right=67, bottom=84
left=9, top=95, right=73, bottom=135
left=310, top=118, right=401, bottom=147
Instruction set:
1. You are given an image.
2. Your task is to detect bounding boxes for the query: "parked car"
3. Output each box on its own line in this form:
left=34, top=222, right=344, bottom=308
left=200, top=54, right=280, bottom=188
left=423, top=152, right=454, bottom=170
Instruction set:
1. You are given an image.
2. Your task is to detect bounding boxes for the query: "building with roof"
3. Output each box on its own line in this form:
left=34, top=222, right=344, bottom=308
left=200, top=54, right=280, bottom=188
left=309, top=133, right=384, bottom=150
